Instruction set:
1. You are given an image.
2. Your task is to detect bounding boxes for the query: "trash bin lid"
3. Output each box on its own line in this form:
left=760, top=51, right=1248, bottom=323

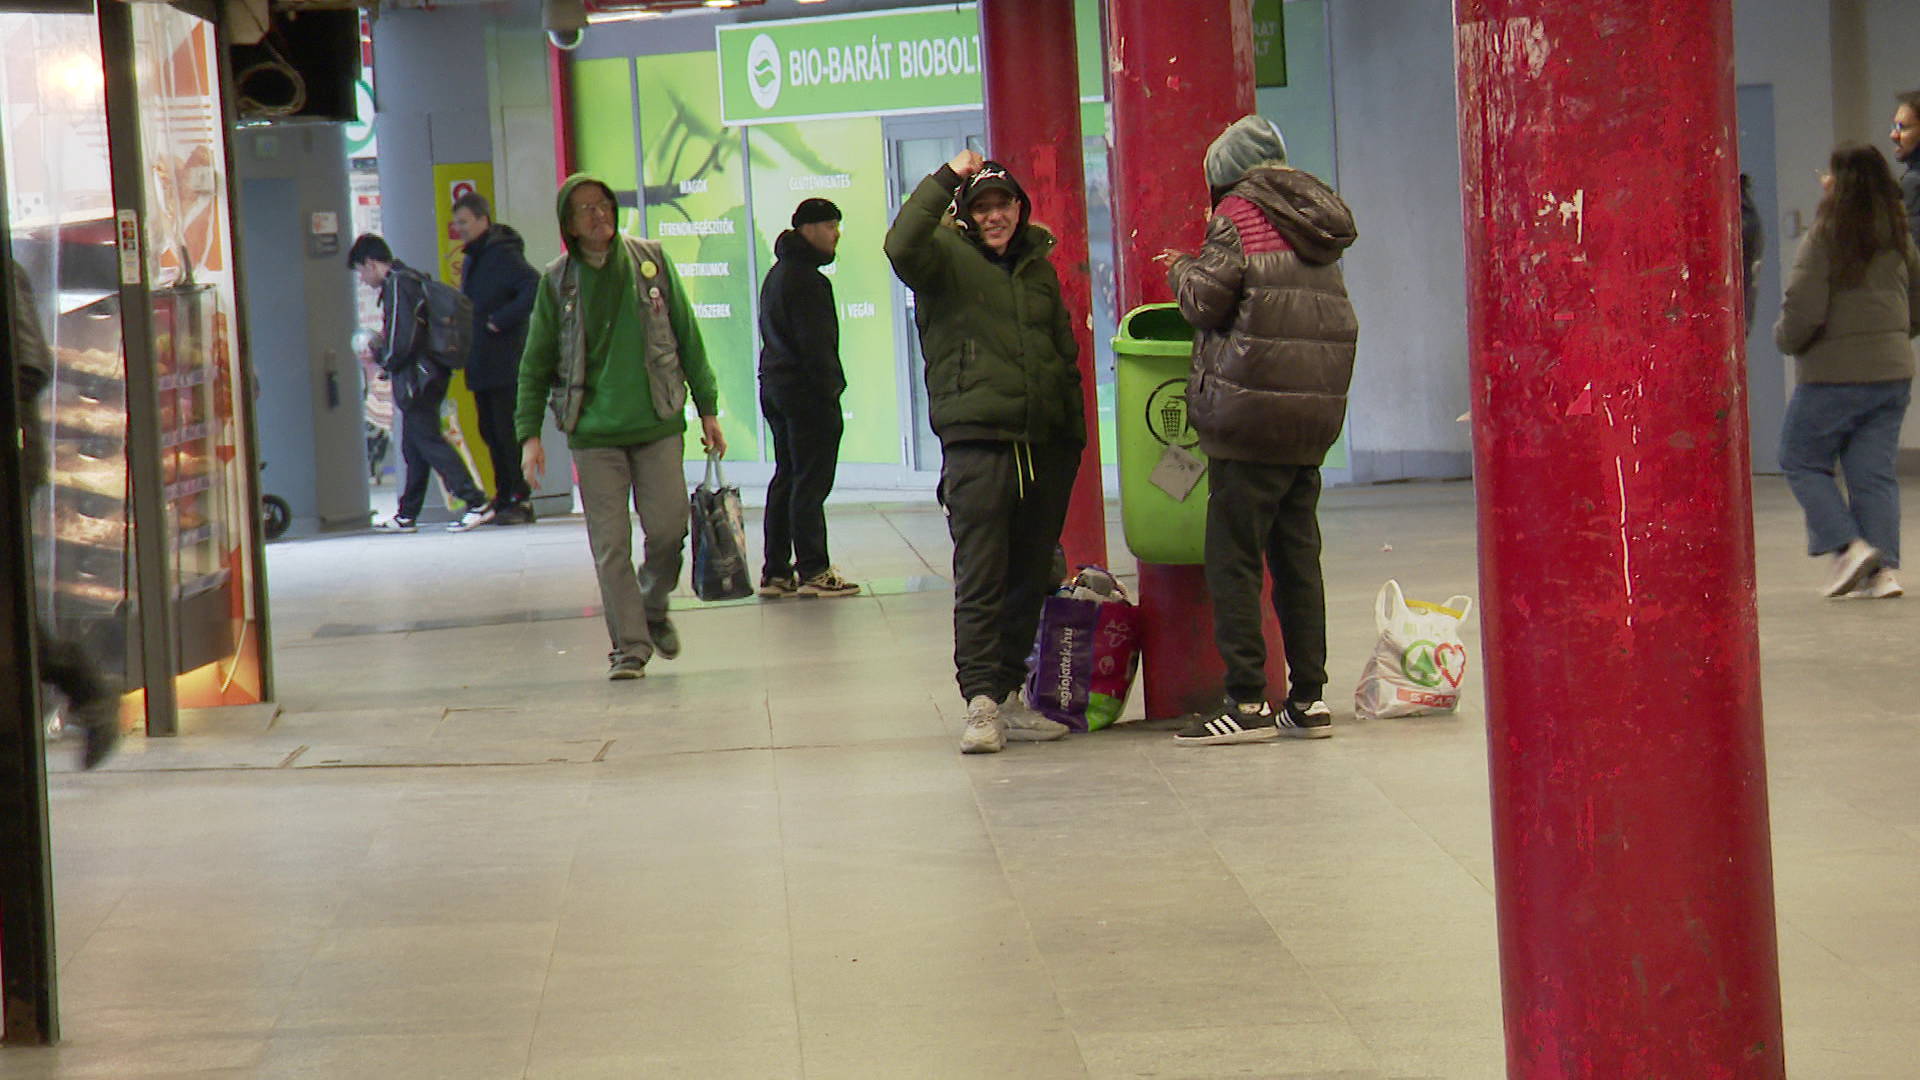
left=1111, top=303, right=1195, bottom=357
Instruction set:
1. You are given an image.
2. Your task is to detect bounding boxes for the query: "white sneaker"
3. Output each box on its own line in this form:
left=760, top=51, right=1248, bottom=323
left=447, top=503, right=496, bottom=532
left=1848, top=568, right=1904, bottom=599
left=376, top=515, right=417, bottom=534
left=1823, top=539, right=1882, bottom=597
left=999, top=693, right=1068, bottom=741
left=960, top=694, right=1006, bottom=754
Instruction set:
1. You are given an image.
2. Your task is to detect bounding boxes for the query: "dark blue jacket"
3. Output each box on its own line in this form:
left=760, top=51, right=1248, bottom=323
left=458, top=224, right=540, bottom=391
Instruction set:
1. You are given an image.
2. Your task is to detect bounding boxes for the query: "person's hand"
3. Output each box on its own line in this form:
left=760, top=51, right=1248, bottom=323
left=487, top=320, right=501, bottom=334
left=1154, top=248, right=1185, bottom=265
left=948, top=149, right=985, bottom=179
left=700, top=415, right=727, bottom=458
left=521, top=437, right=546, bottom=485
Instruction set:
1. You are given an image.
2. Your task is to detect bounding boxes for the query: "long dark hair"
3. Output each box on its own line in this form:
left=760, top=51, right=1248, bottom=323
left=1815, top=143, right=1913, bottom=287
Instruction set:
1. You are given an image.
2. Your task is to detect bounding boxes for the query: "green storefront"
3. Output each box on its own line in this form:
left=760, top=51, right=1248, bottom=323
left=563, top=0, right=1329, bottom=482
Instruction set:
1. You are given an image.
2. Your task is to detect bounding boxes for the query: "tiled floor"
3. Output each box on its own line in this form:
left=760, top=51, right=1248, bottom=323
left=12, top=478, right=1920, bottom=1077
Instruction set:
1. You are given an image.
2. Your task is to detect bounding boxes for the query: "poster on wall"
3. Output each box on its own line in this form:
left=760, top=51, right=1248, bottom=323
left=635, top=51, right=757, bottom=461
left=746, top=118, right=898, bottom=464
left=430, top=162, right=495, bottom=491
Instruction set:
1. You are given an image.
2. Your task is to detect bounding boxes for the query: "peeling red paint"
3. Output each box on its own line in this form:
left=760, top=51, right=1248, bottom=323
left=1455, top=2, right=1785, bottom=1076
left=981, top=0, right=1107, bottom=570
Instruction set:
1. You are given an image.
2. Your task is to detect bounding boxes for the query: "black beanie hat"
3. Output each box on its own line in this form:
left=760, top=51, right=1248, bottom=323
left=792, top=198, right=841, bottom=228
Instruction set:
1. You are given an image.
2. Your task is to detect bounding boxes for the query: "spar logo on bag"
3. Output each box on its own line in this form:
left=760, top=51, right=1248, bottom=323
left=1355, top=581, right=1474, bottom=720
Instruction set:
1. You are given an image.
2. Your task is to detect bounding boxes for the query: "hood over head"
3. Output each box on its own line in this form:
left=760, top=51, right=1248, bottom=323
left=1229, top=166, right=1357, bottom=266
left=953, top=160, right=1032, bottom=233
left=555, top=173, right=620, bottom=255
left=775, top=227, right=835, bottom=267
left=1204, top=115, right=1289, bottom=193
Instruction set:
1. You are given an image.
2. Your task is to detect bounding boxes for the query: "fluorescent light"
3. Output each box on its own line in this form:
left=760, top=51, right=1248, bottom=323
left=705, top=0, right=737, bottom=7
left=586, top=8, right=662, bottom=22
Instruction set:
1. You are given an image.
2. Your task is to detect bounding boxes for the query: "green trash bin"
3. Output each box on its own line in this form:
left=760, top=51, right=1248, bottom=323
left=1113, top=303, right=1207, bottom=565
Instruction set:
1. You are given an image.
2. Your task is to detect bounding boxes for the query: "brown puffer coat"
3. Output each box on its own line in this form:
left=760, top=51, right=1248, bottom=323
left=1167, top=166, right=1358, bottom=465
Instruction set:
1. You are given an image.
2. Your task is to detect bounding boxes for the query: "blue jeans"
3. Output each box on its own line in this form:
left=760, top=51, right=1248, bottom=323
left=1778, top=380, right=1911, bottom=567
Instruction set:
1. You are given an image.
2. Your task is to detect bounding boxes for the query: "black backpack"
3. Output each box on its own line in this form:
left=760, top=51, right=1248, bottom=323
left=399, top=267, right=473, bottom=369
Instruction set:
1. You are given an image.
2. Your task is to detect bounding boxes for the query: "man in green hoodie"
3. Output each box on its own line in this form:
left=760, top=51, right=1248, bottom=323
left=516, top=174, right=725, bottom=681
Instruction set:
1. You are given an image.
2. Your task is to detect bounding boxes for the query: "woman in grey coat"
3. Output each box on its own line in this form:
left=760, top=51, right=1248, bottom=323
left=1775, top=143, right=1920, bottom=598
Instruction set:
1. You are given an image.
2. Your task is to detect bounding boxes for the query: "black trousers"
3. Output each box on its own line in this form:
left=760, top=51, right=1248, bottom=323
left=942, top=440, right=1080, bottom=702
left=397, top=374, right=484, bottom=520
left=1204, top=458, right=1329, bottom=705
left=760, top=385, right=844, bottom=581
left=472, top=385, right=529, bottom=506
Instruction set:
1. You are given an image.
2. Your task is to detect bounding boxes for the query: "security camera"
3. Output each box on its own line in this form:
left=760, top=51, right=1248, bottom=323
left=543, top=0, right=587, bottom=50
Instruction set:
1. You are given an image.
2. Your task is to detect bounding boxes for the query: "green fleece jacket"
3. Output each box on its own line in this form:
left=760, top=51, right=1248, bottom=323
left=515, top=174, right=719, bottom=448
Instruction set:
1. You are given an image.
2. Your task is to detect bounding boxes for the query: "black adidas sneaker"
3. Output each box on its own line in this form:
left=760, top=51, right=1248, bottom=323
left=1174, top=701, right=1281, bottom=745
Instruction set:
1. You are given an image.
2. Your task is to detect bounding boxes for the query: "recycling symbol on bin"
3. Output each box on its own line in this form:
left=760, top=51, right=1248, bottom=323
left=1144, top=378, right=1199, bottom=449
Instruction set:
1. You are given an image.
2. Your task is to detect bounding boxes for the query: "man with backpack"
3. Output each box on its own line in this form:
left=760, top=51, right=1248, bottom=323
left=349, top=233, right=491, bottom=533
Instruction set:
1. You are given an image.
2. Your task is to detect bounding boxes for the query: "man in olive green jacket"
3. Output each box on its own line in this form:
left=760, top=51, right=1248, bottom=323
left=516, top=173, right=726, bottom=681
left=885, top=150, right=1081, bottom=754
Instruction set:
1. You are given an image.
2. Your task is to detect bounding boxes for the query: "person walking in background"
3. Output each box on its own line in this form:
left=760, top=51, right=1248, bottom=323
left=756, top=197, right=858, bottom=599
left=349, top=234, right=492, bottom=534
left=1741, top=173, right=1765, bottom=333
left=453, top=192, right=541, bottom=525
left=516, top=173, right=725, bottom=681
left=1892, top=91, right=1920, bottom=244
left=885, top=149, right=1076, bottom=754
left=1163, top=115, right=1359, bottom=745
left=1775, top=143, right=1920, bottom=600
left=7, top=260, right=119, bottom=768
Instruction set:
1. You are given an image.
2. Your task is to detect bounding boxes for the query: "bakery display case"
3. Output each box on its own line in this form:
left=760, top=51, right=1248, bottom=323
left=3, top=1, right=269, bottom=733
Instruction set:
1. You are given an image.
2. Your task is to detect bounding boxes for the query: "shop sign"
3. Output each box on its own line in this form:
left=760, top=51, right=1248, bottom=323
left=1253, top=0, right=1288, bottom=88
left=717, top=5, right=982, bottom=125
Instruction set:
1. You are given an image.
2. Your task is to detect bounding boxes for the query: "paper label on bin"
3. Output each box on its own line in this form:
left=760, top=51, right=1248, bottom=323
left=1148, top=444, right=1207, bottom=502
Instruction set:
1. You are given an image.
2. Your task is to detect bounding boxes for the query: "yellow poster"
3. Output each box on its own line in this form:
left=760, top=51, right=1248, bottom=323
left=431, top=162, right=496, bottom=496
left=432, top=162, right=494, bottom=284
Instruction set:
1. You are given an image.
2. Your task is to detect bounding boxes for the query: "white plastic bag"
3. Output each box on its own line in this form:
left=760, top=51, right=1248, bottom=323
left=1354, top=580, right=1474, bottom=720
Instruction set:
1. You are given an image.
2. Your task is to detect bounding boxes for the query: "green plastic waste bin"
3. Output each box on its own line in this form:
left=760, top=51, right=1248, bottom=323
left=1113, top=303, right=1206, bottom=564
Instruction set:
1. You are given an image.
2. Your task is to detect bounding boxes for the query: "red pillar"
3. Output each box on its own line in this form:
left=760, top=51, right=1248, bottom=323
left=1108, top=0, right=1283, bottom=718
left=548, top=44, right=577, bottom=184
left=1454, top=3, right=1785, bottom=1075
left=981, top=0, right=1107, bottom=572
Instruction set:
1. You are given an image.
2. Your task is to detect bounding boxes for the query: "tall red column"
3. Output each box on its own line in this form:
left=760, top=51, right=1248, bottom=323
left=980, top=0, right=1107, bottom=571
left=1454, top=3, right=1785, bottom=1075
left=1108, top=0, right=1282, bottom=718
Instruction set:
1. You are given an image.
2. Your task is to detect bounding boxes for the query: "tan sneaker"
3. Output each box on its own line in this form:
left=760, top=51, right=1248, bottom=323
left=999, top=693, right=1068, bottom=741
left=960, top=694, right=1005, bottom=754
left=1848, top=568, right=1904, bottom=599
left=798, top=568, right=861, bottom=597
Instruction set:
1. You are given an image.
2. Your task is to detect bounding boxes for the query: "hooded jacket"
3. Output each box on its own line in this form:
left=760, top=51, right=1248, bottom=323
left=883, top=165, right=1084, bottom=447
left=758, top=228, right=844, bottom=399
left=514, top=173, right=718, bottom=448
left=458, top=223, right=540, bottom=392
left=1168, top=166, right=1359, bottom=465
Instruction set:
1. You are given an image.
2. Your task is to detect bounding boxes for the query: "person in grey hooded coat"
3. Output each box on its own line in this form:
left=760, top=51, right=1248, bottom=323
left=1162, top=115, right=1359, bottom=746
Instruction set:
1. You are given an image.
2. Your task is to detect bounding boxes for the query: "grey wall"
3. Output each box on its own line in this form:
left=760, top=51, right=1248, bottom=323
left=1325, top=0, right=1472, bottom=483
left=235, top=124, right=369, bottom=529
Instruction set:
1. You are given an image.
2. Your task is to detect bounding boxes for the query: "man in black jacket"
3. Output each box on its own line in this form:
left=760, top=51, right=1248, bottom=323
left=454, top=194, right=541, bottom=525
left=756, top=198, right=858, bottom=598
left=349, top=233, right=490, bottom=533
